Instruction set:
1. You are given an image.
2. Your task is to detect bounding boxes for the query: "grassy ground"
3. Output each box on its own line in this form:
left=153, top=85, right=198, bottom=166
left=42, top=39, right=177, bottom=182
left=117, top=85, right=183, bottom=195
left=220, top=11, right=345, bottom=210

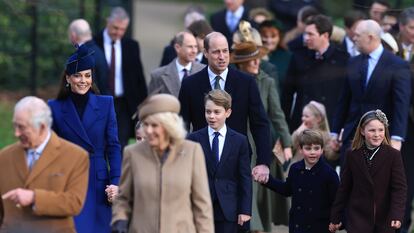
left=0, top=102, right=15, bottom=149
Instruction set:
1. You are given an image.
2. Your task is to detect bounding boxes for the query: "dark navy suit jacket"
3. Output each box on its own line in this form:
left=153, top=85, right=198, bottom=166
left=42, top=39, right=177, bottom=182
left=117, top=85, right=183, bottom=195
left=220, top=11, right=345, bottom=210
left=188, top=127, right=252, bottom=222
left=178, top=67, right=273, bottom=166
left=332, top=49, right=412, bottom=145
left=265, top=159, right=339, bottom=233
left=48, top=93, right=121, bottom=233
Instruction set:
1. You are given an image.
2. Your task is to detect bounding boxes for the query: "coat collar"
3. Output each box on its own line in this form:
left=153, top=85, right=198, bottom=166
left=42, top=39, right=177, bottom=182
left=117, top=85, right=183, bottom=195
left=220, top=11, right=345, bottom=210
left=25, top=132, right=62, bottom=186
left=61, top=93, right=100, bottom=150
left=161, top=59, right=181, bottom=95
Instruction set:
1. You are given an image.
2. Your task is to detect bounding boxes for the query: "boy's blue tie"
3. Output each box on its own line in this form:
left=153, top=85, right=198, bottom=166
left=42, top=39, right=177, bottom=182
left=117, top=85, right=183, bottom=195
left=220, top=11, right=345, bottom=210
left=212, top=132, right=220, bottom=164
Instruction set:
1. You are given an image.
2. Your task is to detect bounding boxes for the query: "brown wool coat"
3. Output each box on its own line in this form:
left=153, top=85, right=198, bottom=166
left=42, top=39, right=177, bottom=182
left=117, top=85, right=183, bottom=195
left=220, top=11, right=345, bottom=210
left=112, top=140, right=214, bottom=233
left=330, top=145, right=407, bottom=233
left=0, top=132, right=89, bottom=233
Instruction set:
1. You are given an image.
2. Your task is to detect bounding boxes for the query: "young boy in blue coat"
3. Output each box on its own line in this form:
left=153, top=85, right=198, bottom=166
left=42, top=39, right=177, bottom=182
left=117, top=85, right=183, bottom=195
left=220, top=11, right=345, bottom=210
left=259, top=129, right=339, bottom=233
left=187, top=89, right=252, bottom=233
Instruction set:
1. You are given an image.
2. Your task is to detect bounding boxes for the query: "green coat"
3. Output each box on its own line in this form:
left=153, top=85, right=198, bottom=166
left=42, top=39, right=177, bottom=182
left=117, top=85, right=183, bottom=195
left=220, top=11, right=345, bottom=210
left=255, top=70, right=292, bottom=147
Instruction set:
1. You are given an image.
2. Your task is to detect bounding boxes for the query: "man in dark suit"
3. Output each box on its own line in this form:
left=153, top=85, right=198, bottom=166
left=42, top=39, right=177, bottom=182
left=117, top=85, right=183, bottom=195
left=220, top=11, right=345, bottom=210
left=0, top=96, right=89, bottom=233
left=149, top=31, right=205, bottom=97
left=188, top=89, right=251, bottom=233
left=396, top=7, right=414, bottom=233
left=210, top=0, right=250, bottom=48
left=282, top=14, right=349, bottom=131
left=68, top=19, right=109, bottom=95
left=342, top=10, right=366, bottom=57
left=178, top=31, right=272, bottom=183
left=94, top=7, right=148, bottom=150
left=331, top=19, right=412, bottom=161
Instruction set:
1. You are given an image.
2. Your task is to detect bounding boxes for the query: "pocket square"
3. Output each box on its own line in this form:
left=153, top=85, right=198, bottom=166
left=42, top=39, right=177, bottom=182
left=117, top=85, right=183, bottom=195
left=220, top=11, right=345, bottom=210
left=49, top=172, right=64, bottom=177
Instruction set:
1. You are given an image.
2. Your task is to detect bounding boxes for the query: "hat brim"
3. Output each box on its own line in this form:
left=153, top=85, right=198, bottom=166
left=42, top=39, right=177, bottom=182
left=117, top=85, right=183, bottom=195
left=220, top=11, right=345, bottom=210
left=230, top=47, right=268, bottom=64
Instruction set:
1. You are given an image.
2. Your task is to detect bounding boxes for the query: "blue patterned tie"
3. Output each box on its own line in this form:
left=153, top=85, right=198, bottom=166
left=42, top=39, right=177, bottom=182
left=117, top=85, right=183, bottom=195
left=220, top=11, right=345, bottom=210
left=27, top=150, right=40, bottom=170
left=212, top=132, right=220, bottom=164
left=214, top=76, right=221, bottom=90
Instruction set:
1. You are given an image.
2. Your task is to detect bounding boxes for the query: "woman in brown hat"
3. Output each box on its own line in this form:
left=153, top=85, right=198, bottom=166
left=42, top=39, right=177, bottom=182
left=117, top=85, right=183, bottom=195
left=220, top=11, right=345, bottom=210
left=231, top=41, right=292, bottom=232
left=111, top=94, right=214, bottom=233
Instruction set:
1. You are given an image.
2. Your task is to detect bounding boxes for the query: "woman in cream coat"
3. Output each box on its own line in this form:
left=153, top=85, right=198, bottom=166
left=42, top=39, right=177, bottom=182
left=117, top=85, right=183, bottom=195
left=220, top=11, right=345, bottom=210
left=111, top=94, right=214, bottom=233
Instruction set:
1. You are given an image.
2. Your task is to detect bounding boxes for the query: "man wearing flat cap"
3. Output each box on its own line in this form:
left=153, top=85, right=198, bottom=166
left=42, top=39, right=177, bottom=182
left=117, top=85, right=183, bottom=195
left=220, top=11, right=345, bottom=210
left=0, top=96, right=89, bottom=233
left=179, top=31, right=272, bottom=184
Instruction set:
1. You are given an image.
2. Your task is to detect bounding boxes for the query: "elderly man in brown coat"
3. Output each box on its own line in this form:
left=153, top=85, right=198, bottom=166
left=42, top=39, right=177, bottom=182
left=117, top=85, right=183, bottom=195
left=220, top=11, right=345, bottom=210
left=0, top=96, right=89, bottom=233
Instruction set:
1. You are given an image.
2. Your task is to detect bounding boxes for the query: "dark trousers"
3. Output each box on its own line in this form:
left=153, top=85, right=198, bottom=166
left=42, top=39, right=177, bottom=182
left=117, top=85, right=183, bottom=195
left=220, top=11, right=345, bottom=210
left=401, top=119, right=414, bottom=233
left=114, top=97, right=134, bottom=153
left=213, top=200, right=249, bottom=233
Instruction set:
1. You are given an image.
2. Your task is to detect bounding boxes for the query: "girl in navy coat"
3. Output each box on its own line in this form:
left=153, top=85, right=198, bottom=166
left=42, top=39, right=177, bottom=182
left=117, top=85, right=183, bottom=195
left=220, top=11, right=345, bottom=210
left=259, top=129, right=339, bottom=233
left=48, top=45, right=121, bottom=233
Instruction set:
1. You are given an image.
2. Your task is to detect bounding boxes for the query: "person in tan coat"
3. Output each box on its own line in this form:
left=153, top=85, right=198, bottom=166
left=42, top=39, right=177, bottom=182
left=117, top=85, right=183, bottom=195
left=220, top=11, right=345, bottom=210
left=0, top=96, right=89, bottom=233
left=111, top=94, right=214, bottom=233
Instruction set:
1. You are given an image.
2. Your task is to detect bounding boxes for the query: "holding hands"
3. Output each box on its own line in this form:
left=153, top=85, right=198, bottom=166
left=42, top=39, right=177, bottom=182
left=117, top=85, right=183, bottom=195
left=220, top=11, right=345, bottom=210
left=105, top=184, right=119, bottom=203
left=252, top=165, right=269, bottom=184
left=328, top=222, right=342, bottom=232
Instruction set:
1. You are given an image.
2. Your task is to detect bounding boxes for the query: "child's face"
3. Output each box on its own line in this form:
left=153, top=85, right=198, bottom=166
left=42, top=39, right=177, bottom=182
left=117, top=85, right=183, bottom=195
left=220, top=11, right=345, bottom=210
left=361, top=119, right=385, bottom=148
left=301, top=107, right=320, bottom=129
left=205, top=100, right=231, bottom=131
left=300, top=144, right=323, bottom=167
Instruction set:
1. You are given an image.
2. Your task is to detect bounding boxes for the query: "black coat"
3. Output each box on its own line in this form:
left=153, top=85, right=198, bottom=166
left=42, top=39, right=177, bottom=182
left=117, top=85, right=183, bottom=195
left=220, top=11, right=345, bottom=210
left=94, top=32, right=148, bottom=116
left=282, top=44, right=349, bottom=131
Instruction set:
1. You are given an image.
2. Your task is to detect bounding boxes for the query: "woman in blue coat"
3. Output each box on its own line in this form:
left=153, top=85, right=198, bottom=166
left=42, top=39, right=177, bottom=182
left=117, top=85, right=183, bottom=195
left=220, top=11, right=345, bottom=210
left=48, top=45, right=122, bottom=233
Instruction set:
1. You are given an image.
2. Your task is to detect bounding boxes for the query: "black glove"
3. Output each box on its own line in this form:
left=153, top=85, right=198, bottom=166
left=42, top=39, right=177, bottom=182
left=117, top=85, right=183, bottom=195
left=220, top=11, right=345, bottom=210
left=111, top=220, right=128, bottom=233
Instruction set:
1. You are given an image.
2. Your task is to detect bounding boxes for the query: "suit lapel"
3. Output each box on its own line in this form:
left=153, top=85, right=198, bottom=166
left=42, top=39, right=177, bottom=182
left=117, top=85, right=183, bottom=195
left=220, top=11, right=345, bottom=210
left=354, top=149, right=374, bottom=184
left=162, top=60, right=180, bottom=96
left=13, top=145, right=30, bottom=183
left=198, top=128, right=218, bottom=175
left=224, top=68, right=236, bottom=94
left=61, top=98, right=93, bottom=148
left=25, top=132, right=61, bottom=186
left=82, top=93, right=100, bottom=132
left=365, top=50, right=387, bottom=94
left=217, top=129, right=233, bottom=170
left=369, top=146, right=387, bottom=176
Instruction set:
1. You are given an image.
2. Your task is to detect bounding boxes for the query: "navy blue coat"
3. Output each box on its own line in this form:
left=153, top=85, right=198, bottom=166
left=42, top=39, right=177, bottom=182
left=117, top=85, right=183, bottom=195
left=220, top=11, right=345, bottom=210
left=178, top=67, right=272, bottom=166
left=48, top=93, right=121, bottom=233
left=332, top=49, right=412, bottom=145
left=265, top=159, right=339, bottom=233
left=187, top=127, right=252, bottom=222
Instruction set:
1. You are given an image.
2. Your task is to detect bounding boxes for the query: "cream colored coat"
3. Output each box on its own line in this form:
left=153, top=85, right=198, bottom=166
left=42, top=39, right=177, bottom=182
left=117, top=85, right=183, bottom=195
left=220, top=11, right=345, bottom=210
left=112, top=140, right=214, bottom=233
left=0, top=132, right=89, bottom=233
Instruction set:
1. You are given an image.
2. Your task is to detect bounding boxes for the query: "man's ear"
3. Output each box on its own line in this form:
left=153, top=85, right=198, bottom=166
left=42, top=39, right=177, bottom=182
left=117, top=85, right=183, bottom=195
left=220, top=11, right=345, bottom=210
left=225, top=108, right=232, bottom=118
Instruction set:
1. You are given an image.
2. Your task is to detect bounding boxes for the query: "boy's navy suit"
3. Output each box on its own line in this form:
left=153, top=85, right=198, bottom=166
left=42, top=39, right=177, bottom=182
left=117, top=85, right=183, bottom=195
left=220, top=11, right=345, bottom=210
left=188, top=127, right=252, bottom=232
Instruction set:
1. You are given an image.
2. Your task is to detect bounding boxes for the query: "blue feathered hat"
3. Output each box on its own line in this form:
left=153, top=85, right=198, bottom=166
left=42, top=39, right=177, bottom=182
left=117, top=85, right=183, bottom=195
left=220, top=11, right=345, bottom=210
left=65, top=44, right=95, bottom=75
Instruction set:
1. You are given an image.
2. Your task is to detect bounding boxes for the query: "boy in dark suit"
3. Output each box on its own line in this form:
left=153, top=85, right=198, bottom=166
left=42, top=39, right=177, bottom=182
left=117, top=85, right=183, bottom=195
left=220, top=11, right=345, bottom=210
left=187, top=90, right=251, bottom=233
left=259, top=129, right=339, bottom=233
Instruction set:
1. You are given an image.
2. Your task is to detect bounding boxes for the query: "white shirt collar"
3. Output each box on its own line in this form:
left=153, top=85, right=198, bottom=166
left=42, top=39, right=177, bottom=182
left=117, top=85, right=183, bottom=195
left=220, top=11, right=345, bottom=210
left=30, top=130, right=51, bottom=155
left=208, top=124, right=227, bottom=138
left=368, top=44, right=384, bottom=61
left=175, top=59, right=192, bottom=73
left=103, top=28, right=120, bottom=45
left=195, top=53, right=204, bottom=63
left=207, top=67, right=228, bottom=89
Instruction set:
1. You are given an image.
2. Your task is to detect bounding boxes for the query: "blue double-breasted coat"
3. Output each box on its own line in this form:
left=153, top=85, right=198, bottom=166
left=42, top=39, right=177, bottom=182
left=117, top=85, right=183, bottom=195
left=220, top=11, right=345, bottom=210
left=48, top=93, right=121, bottom=233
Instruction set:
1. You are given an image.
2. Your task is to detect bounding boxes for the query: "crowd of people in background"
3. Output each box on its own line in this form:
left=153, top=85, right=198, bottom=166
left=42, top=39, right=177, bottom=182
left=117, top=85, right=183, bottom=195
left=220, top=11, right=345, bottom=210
left=1, top=0, right=414, bottom=232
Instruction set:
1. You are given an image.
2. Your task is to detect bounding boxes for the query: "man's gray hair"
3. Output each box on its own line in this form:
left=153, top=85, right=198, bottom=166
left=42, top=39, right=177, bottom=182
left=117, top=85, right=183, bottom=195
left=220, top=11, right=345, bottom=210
left=400, top=7, right=414, bottom=25
left=14, top=96, right=52, bottom=129
left=108, top=7, right=130, bottom=22
left=359, top=19, right=382, bottom=40
left=69, top=19, right=92, bottom=40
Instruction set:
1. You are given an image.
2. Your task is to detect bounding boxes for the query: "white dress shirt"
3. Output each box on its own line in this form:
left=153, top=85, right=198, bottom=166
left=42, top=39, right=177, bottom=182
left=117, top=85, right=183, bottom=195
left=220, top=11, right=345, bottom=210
left=208, top=125, right=227, bottom=161
left=207, top=67, right=228, bottom=90
left=175, top=59, right=192, bottom=82
left=103, top=29, right=124, bottom=96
